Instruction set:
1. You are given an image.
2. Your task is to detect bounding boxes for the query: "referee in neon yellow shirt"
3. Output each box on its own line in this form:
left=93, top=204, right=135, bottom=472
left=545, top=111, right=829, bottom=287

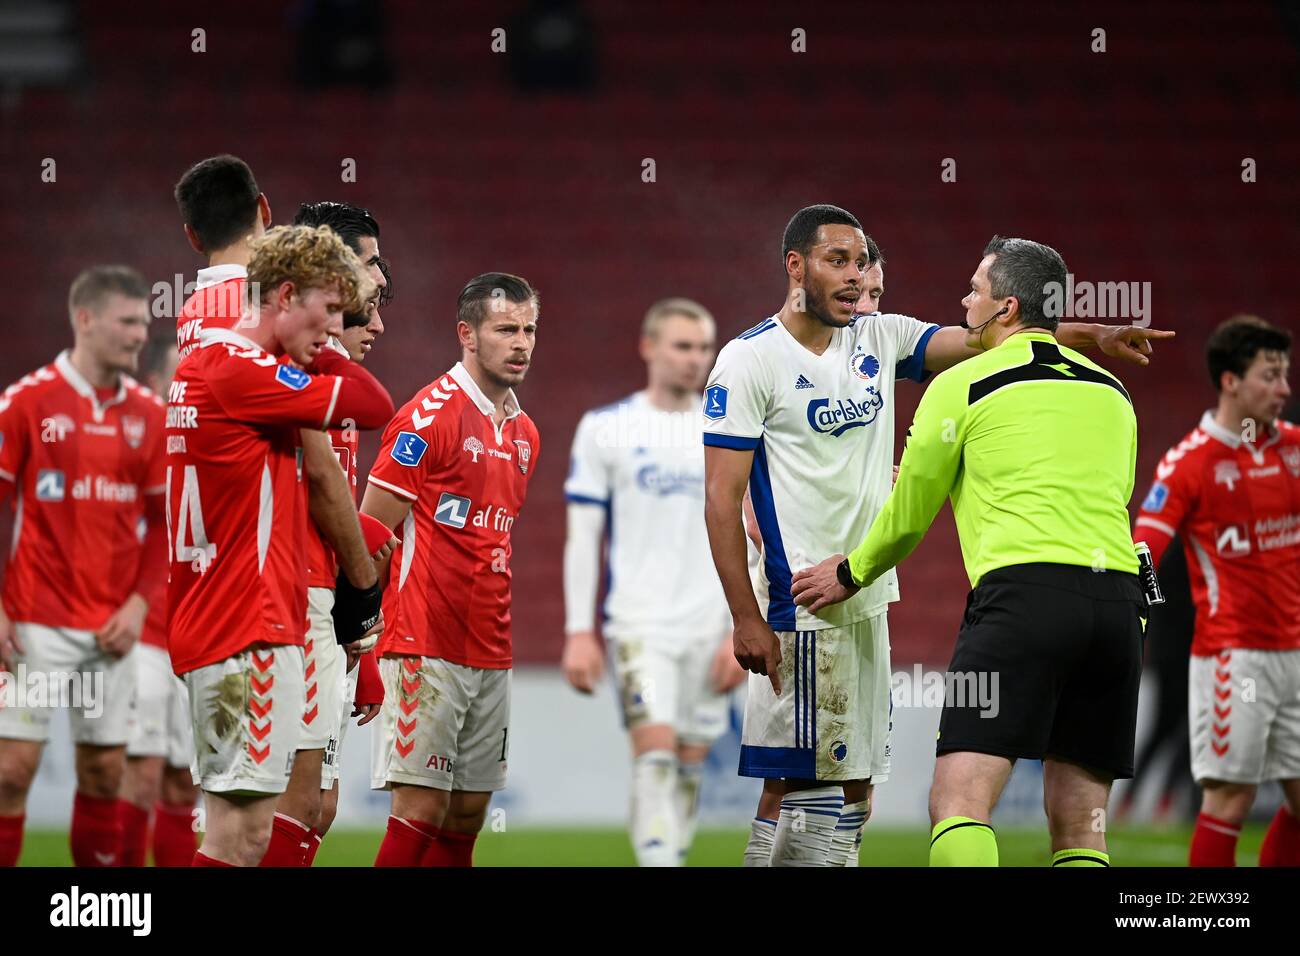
left=792, top=236, right=1165, bottom=867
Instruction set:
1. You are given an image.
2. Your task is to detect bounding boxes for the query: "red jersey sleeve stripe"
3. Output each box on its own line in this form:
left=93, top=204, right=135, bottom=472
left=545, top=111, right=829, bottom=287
left=0, top=468, right=14, bottom=483
left=1136, top=515, right=1177, bottom=539
left=322, top=376, right=341, bottom=429
left=367, top=474, right=419, bottom=502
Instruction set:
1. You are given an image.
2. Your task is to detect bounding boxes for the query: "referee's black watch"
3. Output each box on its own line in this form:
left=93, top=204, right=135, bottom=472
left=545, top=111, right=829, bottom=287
left=836, top=558, right=861, bottom=592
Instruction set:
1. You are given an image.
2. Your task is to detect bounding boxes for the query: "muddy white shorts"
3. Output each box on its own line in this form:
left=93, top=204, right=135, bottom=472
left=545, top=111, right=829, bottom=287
left=302, top=588, right=348, bottom=758
left=127, top=643, right=194, bottom=768
left=1190, top=648, right=1300, bottom=785
left=739, top=613, right=892, bottom=783
left=0, top=622, right=135, bottom=745
left=371, top=656, right=510, bottom=793
left=184, top=645, right=305, bottom=795
left=608, top=635, right=729, bottom=745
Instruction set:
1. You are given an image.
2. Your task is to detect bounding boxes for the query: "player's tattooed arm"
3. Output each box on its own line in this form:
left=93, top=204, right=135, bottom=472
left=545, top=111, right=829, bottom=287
left=303, top=429, right=376, bottom=590
left=705, top=446, right=783, bottom=694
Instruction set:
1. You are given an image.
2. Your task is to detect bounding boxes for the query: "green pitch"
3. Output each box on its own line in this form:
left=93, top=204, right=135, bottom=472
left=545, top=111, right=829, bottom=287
left=18, top=824, right=1266, bottom=866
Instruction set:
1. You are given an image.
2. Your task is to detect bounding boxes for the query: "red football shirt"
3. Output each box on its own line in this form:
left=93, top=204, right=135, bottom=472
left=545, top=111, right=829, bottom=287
left=166, top=329, right=350, bottom=674
left=1135, top=411, right=1300, bottom=654
left=176, top=265, right=246, bottom=358
left=0, top=352, right=166, bottom=631
left=367, top=363, right=540, bottom=668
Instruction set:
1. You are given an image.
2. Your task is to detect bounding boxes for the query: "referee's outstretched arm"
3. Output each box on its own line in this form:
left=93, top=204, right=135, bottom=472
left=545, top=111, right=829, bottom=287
left=847, top=366, right=965, bottom=588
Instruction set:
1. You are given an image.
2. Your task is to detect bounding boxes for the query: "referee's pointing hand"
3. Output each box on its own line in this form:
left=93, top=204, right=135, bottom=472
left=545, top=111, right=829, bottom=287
left=733, top=617, right=783, bottom=696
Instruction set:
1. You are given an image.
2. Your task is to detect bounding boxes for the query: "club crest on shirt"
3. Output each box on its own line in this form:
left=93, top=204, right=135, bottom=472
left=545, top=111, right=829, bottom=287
left=850, top=348, right=880, bottom=381
left=122, top=415, right=146, bottom=450
left=1282, top=446, right=1300, bottom=478
left=513, top=439, right=532, bottom=475
left=1214, top=460, right=1241, bottom=491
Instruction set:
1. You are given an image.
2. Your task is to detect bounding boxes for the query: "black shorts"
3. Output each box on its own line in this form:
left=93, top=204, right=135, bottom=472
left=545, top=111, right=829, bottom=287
left=936, top=563, right=1146, bottom=780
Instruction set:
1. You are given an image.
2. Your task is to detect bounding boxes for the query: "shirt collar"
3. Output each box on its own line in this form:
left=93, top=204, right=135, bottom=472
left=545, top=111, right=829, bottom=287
left=198, top=327, right=261, bottom=352
left=1199, top=409, right=1281, bottom=454
left=195, top=264, right=247, bottom=291
left=448, top=362, right=522, bottom=420
left=54, top=350, right=128, bottom=420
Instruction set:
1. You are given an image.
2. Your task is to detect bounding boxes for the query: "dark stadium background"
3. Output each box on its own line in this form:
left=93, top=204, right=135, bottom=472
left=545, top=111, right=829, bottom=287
left=1, top=0, right=1296, bottom=670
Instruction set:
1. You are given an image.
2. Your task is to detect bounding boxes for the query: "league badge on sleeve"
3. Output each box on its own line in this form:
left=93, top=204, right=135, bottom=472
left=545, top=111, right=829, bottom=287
left=1142, top=481, right=1169, bottom=512
left=703, top=384, right=728, bottom=421
left=390, top=431, right=429, bottom=467
left=275, top=364, right=311, bottom=391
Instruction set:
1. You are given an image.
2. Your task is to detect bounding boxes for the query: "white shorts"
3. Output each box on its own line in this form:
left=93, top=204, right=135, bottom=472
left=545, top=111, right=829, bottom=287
left=0, top=622, right=136, bottom=745
left=1190, top=648, right=1300, bottom=785
left=608, top=635, right=729, bottom=744
left=126, top=643, right=194, bottom=768
left=322, top=652, right=361, bottom=789
left=302, top=588, right=348, bottom=755
left=739, top=614, right=891, bottom=782
left=184, top=645, right=305, bottom=795
left=371, top=656, right=510, bottom=793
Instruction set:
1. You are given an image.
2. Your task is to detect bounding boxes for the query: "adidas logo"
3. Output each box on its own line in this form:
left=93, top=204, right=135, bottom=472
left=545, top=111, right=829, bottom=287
left=795, top=374, right=815, bottom=390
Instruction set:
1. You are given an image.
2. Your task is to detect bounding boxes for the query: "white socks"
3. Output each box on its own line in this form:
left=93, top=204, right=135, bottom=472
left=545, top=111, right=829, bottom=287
left=744, top=816, right=778, bottom=867
left=826, top=798, right=869, bottom=866
left=631, top=750, right=679, bottom=866
left=771, top=786, right=844, bottom=867
left=675, top=759, right=704, bottom=865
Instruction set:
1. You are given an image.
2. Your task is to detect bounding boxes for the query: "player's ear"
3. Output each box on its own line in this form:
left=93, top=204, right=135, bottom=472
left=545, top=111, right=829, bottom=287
left=638, top=333, right=655, bottom=363
left=258, top=193, right=272, bottom=229
left=457, top=319, right=476, bottom=353
left=786, top=249, right=803, bottom=282
left=183, top=223, right=205, bottom=255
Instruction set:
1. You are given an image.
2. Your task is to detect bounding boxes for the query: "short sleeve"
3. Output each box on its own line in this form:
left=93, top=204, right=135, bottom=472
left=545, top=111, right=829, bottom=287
left=873, top=313, right=940, bottom=384
left=702, top=339, right=769, bottom=451
left=141, top=400, right=167, bottom=494
left=0, top=385, right=30, bottom=484
left=564, top=410, right=611, bottom=506
left=206, top=348, right=342, bottom=429
left=1134, top=439, right=1199, bottom=563
left=366, top=404, right=447, bottom=503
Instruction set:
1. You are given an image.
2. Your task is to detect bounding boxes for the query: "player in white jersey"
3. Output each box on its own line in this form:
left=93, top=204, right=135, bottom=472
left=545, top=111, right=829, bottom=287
left=562, top=299, right=745, bottom=866
left=704, top=204, right=1176, bottom=866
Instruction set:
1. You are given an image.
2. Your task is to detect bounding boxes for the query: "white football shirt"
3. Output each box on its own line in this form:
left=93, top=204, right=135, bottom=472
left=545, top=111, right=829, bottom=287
left=566, top=391, right=730, bottom=646
left=703, top=312, right=939, bottom=631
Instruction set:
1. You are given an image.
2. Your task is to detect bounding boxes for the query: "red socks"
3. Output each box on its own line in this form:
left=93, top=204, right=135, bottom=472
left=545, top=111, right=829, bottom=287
left=259, top=813, right=313, bottom=867
left=304, top=829, right=323, bottom=867
left=192, top=850, right=234, bottom=867
left=71, top=792, right=123, bottom=867
left=374, top=816, right=440, bottom=867
left=0, top=814, right=24, bottom=867
left=1260, top=806, right=1300, bottom=867
left=119, top=800, right=150, bottom=867
left=1189, top=812, right=1241, bottom=867
left=153, top=802, right=198, bottom=867
left=421, top=827, right=477, bottom=867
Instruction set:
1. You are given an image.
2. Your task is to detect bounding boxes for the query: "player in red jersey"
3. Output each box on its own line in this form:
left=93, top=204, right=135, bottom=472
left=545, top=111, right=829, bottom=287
left=168, top=225, right=394, bottom=866
left=118, top=336, right=201, bottom=867
left=174, top=160, right=388, bottom=864
left=275, top=199, right=394, bottom=866
left=363, top=273, right=541, bottom=867
left=1134, top=315, right=1300, bottom=866
left=0, top=266, right=165, bottom=867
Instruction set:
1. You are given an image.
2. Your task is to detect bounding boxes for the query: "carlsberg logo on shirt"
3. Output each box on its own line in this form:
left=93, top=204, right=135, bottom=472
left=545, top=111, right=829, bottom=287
left=806, top=387, right=885, bottom=437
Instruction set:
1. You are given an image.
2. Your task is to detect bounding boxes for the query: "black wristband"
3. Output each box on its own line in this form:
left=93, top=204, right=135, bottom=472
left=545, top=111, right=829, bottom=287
left=836, top=558, right=860, bottom=591
left=332, top=574, right=382, bottom=645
